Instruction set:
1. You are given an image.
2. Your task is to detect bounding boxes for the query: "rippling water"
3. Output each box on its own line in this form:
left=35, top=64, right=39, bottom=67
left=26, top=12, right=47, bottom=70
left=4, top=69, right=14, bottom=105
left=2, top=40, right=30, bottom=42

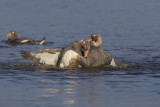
left=0, top=0, right=160, bottom=107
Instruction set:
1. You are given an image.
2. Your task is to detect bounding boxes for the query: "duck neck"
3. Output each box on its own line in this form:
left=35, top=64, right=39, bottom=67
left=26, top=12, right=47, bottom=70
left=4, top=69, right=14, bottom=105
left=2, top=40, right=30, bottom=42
left=8, top=34, right=18, bottom=41
left=75, top=42, right=84, bottom=55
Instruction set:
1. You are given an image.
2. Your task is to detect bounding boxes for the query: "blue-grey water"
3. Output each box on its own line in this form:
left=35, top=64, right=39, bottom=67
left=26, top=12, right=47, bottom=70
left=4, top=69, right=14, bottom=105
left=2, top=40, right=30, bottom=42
left=0, top=0, right=160, bottom=107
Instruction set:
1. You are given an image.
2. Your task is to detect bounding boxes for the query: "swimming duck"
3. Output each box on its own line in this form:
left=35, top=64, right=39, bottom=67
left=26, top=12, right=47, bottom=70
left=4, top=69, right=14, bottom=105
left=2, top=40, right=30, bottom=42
left=21, top=40, right=90, bottom=68
left=6, top=31, right=45, bottom=45
left=21, top=34, right=117, bottom=68
left=76, top=33, right=118, bottom=67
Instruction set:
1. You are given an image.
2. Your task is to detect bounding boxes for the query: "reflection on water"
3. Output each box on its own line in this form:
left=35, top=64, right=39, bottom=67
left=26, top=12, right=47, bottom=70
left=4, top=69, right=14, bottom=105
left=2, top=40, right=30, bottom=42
left=0, top=65, right=160, bottom=106
left=39, top=75, right=104, bottom=105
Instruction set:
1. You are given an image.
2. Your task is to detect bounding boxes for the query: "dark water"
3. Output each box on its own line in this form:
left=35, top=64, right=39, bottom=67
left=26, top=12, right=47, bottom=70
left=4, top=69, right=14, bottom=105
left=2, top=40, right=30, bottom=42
left=0, top=0, right=160, bottom=107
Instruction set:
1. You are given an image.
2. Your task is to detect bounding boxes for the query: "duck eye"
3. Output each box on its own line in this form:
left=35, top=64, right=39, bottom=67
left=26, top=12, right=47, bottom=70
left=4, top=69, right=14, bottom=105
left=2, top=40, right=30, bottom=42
left=92, top=36, right=98, bottom=42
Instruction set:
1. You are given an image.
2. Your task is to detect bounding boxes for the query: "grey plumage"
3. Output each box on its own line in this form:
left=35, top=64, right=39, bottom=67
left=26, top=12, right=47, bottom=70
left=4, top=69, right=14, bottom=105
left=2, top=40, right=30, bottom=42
left=76, top=33, right=117, bottom=68
left=77, top=45, right=112, bottom=67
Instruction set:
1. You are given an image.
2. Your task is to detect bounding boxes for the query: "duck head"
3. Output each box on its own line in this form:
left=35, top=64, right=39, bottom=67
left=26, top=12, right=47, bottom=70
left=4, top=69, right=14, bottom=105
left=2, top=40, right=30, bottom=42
left=81, top=40, right=90, bottom=57
left=87, top=33, right=102, bottom=47
left=6, top=31, right=18, bottom=40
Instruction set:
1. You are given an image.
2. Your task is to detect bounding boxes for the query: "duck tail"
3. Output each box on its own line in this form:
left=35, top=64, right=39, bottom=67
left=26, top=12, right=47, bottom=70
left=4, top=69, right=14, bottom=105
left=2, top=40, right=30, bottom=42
left=42, top=36, right=46, bottom=40
left=21, top=51, right=33, bottom=62
left=110, top=58, right=118, bottom=67
left=39, top=36, right=46, bottom=45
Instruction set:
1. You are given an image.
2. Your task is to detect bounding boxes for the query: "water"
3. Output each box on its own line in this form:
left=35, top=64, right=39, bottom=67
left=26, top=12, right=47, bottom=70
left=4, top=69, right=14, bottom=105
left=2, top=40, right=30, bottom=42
left=0, top=0, right=160, bottom=107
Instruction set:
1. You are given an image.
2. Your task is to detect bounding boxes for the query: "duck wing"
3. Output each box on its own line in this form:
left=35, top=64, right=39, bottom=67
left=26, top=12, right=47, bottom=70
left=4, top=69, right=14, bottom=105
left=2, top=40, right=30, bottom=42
left=21, top=49, right=62, bottom=65
left=16, top=38, right=34, bottom=44
left=15, top=37, right=45, bottom=45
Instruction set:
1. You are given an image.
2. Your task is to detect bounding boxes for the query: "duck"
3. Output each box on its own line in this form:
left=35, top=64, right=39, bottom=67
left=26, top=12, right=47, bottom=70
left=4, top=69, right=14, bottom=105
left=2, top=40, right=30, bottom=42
left=21, top=34, right=117, bottom=68
left=6, top=31, right=45, bottom=45
left=76, top=33, right=118, bottom=67
left=56, top=40, right=90, bottom=68
left=21, top=40, right=90, bottom=68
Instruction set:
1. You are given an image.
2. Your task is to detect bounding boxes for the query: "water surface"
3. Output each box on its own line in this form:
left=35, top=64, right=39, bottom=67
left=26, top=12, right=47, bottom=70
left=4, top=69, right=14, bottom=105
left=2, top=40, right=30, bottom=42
left=0, top=0, right=160, bottom=107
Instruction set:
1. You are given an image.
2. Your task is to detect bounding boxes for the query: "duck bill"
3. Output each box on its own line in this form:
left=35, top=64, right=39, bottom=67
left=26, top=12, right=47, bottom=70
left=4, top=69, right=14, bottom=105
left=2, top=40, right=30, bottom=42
left=84, top=50, right=89, bottom=57
left=87, top=37, right=92, bottom=42
left=6, top=32, right=12, bottom=37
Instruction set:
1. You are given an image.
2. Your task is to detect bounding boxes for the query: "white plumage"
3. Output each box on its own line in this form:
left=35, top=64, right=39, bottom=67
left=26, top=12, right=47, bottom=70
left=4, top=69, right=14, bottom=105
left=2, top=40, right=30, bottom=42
left=22, top=49, right=80, bottom=68
left=59, top=50, right=79, bottom=68
left=110, top=58, right=117, bottom=67
left=31, top=52, right=60, bottom=65
left=20, top=40, right=29, bottom=43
